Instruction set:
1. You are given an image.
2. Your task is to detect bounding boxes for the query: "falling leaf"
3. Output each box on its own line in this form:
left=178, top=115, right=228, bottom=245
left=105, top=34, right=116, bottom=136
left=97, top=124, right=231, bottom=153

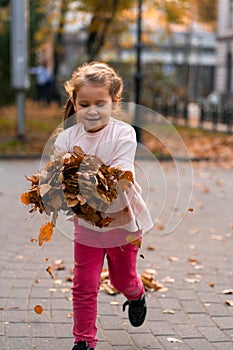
left=188, top=207, right=194, bottom=212
left=209, top=282, right=215, bottom=288
left=38, top=222, right=54, bottom=246
left=125, top=234, right=141, bottom=247
left=110, top=301, right=119, bottom=305
left=167, top=337, right=183, bottom=343
left=60, top=288, right=70, bottom=293
left=34, top=305, right=43, bottom=314
left=67, top=312, right=73, bottom=318
left=225, top=300, right=233, bottom=306
left=140, top=254, right=145, bottom=259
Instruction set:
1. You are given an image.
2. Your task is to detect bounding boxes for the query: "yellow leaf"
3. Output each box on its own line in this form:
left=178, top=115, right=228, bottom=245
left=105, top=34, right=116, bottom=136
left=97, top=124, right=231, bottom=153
left=38, top=222, right=54, bottom=246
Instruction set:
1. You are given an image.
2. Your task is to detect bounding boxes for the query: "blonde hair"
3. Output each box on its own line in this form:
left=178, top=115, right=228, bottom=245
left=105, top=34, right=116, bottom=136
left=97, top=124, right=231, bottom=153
left=63, top=62, right=123, bottom=128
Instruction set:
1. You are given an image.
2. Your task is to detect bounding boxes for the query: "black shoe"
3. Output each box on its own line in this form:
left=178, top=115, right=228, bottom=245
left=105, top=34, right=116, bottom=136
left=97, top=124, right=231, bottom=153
left=72, top=341, right=94, bottom=350
left=123, top=294, right=147, bottom=327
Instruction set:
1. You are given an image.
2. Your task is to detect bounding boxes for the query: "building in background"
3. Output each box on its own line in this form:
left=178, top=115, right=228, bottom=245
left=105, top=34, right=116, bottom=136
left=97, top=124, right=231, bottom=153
left=215, top=0, right=233, bottom=105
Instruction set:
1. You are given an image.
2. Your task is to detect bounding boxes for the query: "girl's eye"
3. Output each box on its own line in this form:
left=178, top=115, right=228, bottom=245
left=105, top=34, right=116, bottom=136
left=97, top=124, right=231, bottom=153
left=97, top=103, right=105, bottom=107
left=79, top=103, right=88, bottom=108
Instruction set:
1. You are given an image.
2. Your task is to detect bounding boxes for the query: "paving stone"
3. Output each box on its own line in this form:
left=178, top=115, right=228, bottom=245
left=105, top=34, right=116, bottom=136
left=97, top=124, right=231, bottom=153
left=1, top=160, right=233, bottom=349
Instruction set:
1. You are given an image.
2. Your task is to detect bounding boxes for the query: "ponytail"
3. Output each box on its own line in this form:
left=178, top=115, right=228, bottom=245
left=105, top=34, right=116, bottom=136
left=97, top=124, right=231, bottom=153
left=63, top=97, right=76, bottom=129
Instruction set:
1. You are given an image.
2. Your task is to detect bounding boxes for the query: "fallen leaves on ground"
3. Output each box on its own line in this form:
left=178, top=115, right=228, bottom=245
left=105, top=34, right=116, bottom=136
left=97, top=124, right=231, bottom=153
left=167, top=337, right=183, bottom=343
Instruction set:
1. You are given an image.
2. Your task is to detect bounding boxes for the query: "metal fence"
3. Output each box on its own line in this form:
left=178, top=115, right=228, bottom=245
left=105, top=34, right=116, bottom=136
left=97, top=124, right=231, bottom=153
left=156, top=101, right=233, bottom=133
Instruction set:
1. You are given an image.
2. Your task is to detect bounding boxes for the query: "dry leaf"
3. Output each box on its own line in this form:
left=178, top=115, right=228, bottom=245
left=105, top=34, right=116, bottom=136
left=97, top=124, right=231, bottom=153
left=188, top=207, right=194, bottom=212
left=167, top=337, right=183, bottom=343
left=146, top=245, right=155, bottom=251
left=101, top=282, right=119, bottom=295
left=225, top=300, right=233, bottom=306
left=184, top=278, right=200, bottom=284
left=167, top=256, right=179, bottom=262
left=163, top=309, right=175, bottom=314
left=34, top=305, right=43, bottom=314
left=46, top=265, right=55, bottom=279
left=126, top=234, right=141, bottom=247
left=38, top=222, right=54, bottom=246
left=162, top=276, right=175, bottom=283
left=222, top=289, right=233, bottom=294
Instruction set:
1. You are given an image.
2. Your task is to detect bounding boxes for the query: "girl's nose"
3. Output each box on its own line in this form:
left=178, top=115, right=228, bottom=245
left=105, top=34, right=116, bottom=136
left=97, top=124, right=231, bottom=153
left=87, top=106, right=97, bottom=115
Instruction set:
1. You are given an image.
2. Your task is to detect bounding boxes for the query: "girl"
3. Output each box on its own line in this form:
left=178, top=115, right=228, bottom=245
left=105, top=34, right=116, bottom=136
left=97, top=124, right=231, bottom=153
left=54, top=62, right=153, bottom=350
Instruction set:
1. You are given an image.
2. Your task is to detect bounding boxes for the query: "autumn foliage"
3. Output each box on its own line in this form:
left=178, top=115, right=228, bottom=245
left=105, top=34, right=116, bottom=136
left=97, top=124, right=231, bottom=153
left=21, top=146, right=134, bottom=245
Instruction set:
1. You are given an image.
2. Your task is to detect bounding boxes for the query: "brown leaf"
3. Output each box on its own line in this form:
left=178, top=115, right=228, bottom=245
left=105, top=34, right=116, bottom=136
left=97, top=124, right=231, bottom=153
left=34, top=305, right=43, bottom=314
left=146, top=245, right=155, bottom=251
left=225, top=300, right=233, bottom=307
left=46, top=265, right=55, bottom=279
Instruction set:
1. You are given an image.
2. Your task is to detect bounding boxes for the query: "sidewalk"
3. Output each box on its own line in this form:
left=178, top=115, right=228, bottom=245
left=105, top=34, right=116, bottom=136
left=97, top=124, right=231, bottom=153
left=0, top=158, right=233, bottom=350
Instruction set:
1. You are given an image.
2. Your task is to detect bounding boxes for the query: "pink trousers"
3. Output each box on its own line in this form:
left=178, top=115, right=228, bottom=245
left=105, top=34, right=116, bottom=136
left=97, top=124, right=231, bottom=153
left=72, top=241, right=144, bottom=348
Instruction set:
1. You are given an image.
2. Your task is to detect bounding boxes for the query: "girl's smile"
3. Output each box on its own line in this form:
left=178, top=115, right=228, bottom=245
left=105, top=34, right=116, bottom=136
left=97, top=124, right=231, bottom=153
left=73, top=84, right=113, bottom=132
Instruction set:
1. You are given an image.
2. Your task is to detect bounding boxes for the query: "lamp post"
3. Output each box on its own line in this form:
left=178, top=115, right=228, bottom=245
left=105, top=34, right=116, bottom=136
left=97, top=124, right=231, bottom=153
left=134, top=0, right=142, bottom=143
left=10, top=0, right=29, bottom=139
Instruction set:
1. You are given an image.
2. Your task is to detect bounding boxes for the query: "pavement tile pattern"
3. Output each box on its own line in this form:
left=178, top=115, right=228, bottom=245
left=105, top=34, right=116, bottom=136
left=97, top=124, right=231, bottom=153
left=0, top=159, right=233, bottom=349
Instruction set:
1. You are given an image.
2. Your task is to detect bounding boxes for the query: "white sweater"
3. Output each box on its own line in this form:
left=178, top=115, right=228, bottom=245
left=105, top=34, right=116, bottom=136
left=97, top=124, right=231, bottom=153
left=54, top=118, right=153, bottom=234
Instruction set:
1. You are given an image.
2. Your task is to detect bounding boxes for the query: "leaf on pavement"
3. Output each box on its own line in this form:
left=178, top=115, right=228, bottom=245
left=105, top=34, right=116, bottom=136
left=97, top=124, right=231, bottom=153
left=222, top=289, right=233, bottom=294
left=167, top=337, right=183, bottom=343
left=163, top=309, right=175, bottom=314
left=225, top=300, right=233, bottom=306
left=46, top=265, right=55, bottom=279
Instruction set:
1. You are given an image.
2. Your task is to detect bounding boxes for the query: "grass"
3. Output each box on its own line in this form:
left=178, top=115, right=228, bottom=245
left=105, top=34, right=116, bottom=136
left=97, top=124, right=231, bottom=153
left=0, top=100, right=62, bottom=155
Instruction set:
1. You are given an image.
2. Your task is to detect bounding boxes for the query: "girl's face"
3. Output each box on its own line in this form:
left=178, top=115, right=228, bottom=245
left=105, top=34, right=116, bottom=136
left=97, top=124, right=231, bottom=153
left=73, top=83, right=114, bottom=132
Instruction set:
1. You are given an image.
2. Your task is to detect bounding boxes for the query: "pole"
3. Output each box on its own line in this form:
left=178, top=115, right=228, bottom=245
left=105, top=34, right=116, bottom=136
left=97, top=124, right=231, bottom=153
left=10, top=0, right=29, bottom=139
left=134, top=0, right=142, bottom=143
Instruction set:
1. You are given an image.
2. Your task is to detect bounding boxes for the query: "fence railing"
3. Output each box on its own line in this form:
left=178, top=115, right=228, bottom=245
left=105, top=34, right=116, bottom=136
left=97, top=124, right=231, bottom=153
left=156, top=101, right=233, bottom=133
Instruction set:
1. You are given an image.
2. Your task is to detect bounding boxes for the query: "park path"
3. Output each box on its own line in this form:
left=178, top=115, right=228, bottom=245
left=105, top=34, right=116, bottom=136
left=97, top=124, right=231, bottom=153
left=0, top=158, right=233, bottom=349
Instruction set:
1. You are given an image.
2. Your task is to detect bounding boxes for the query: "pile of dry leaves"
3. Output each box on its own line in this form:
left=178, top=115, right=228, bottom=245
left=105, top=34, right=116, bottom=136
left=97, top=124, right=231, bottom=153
left=21, top=146, right=134, bottom=246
